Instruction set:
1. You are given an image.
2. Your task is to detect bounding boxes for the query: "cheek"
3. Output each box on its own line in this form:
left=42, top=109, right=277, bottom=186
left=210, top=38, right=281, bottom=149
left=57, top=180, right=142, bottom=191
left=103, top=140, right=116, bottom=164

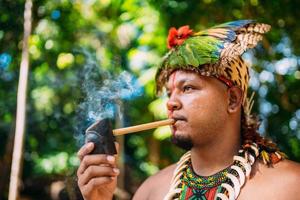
left=181, top=96, right=208, bottom=122
left=183, top=92, right=228, bottom=120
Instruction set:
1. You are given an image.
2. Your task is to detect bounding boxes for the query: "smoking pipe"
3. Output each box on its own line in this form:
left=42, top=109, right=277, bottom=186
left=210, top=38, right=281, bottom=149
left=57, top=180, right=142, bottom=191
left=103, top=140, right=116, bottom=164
left=85, top=118, right=174, bottom=155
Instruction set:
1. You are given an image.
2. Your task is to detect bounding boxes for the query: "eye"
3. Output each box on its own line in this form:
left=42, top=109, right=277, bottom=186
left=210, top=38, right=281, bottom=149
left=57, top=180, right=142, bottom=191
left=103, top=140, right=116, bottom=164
left=183, top=85, right=194, bottom=93
left=167, top=92, right=171, bottom=97
left=166, top=90, right=171, bottom=97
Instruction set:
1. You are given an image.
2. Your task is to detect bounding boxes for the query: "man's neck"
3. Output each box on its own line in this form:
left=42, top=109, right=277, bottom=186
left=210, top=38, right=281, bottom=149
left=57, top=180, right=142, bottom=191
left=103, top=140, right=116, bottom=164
left=190, top=126, right=241, bottom=176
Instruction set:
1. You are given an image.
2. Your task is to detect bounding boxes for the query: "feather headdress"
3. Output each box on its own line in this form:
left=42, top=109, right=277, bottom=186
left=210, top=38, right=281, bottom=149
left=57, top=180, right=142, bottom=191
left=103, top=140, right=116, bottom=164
left=156, top=19, right=270, bottom=106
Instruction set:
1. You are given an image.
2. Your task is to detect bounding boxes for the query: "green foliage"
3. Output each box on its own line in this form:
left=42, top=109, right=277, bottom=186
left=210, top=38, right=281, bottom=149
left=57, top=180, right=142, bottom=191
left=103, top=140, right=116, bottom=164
left=33, top=152, right=79, bottom=175
left=1, top=0, right=300, bottom=198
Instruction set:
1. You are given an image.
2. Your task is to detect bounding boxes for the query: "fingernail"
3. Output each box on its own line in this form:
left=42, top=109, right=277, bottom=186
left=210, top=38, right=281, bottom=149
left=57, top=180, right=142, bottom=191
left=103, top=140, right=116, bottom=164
left=87, top=142, right=93, bottom=148
left=113, top=168, right=120, bottom=174
left=107, top=155, right=115, bottom=162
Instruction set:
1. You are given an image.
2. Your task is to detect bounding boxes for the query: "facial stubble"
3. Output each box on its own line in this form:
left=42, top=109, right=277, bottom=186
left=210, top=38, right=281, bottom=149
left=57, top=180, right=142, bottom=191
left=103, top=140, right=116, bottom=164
left=171, top=133, right=193, bottom=150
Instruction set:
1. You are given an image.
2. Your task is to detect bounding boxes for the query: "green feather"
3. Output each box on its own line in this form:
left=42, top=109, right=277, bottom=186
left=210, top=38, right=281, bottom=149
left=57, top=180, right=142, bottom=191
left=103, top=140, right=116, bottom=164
left=160, top=36, right=222, bottom=70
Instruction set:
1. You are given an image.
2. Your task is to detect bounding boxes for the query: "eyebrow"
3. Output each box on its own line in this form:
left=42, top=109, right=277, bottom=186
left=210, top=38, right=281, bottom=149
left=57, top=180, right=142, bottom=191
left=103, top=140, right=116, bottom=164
left=166, top=78, right=195, bottom=90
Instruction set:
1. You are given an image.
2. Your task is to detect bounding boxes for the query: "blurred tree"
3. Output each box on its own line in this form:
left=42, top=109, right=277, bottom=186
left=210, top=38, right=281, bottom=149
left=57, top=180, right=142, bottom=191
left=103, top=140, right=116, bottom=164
left=0, top=0, right=300, bottom=199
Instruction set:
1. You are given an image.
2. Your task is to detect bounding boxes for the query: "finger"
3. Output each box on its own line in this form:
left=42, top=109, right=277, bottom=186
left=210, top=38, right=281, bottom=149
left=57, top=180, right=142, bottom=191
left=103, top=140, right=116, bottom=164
left=77, top=154, right=116, bottom=176
left=78, top=165, right=119, bottom=186
left=81, top=176, right=116, bottom=195
left=115, top=142, right=120, bottom=154
left=77, top=142, right=94, bottom=160
left=114, top=142, right=120, bottom=162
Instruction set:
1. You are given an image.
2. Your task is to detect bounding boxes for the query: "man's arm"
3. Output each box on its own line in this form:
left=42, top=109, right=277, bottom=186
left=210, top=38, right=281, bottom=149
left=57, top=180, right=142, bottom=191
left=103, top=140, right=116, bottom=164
left=132, top=175, right=152, bottom=200
left=275, top=160, right=300, bottom=198
left=133, top=164, right=176, bottom=200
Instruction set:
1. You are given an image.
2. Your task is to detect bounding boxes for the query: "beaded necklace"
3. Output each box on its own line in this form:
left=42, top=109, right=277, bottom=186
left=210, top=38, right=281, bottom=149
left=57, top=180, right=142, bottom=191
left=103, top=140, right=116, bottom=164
left=179, top=160, right=246, bottom=200
left=180, top=161, right=230, bottom=200
left=164, top=143, right=261, bottom=200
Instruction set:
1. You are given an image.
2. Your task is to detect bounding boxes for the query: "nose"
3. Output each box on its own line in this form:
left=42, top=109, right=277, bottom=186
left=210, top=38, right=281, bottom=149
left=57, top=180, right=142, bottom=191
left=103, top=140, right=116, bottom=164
left=166, top=94, right=181, bottom=112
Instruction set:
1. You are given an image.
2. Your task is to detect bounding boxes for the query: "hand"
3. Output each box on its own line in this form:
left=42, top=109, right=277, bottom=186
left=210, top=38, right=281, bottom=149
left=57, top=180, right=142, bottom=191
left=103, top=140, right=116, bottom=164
left=77, top=142, right=119, bottom=200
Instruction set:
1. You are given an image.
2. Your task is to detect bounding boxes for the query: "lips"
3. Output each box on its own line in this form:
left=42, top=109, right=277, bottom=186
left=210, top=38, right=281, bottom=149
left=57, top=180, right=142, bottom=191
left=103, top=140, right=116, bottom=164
left=169, top=115, right=187, bottom=135
left=173, top=119, right=186, bottom=127
left=170, top=115, right=187, bottom=122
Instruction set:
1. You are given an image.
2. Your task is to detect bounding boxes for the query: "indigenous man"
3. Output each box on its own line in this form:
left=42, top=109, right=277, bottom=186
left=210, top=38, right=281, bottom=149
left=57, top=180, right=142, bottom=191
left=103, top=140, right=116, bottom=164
left=77, top=20, right=300, bottom=200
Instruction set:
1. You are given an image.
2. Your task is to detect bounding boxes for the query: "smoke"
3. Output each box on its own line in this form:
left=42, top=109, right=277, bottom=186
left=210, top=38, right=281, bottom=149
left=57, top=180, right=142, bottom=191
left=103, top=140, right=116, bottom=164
left=75, top=50, right=143, bottom=144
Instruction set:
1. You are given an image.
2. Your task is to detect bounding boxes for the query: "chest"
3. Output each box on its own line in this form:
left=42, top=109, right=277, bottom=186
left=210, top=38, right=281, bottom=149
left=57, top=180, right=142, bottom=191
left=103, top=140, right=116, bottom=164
left=178, top=167, right=227, bottom=200
left=148, top=180, right=296, bottom=200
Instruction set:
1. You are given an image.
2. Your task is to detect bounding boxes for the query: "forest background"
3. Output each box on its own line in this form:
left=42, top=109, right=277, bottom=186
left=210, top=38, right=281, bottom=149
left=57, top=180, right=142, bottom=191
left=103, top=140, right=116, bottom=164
left=1, top=0, right=300, bottom=199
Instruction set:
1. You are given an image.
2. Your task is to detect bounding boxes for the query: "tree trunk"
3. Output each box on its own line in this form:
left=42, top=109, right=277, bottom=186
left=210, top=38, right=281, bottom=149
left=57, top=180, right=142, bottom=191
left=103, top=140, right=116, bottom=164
left=8, top=0, right=32, bottom=199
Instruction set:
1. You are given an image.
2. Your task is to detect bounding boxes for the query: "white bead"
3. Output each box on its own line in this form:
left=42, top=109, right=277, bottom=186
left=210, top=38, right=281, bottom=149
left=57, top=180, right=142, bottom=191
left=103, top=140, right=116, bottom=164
left=250, top=144, right=259, bottom=157
left=221, top=183, right=235, bottom=200
left=171, top=174, right=181, bottom=186
left=248, top=154, right=255, bottom=165
left=227, top=173, right=241, bottom=198
left=175, top=163, right=186, bottom=174
left=231, top=165, right=245, bottom=186
left=163, top=193, right=173, bottom=200
left=170, top=178, right=181, bottom=189
left=252, top=142, right=258, bottom=148
left=233, top=156, right=251, bottom=177
left=233, top=155, right=247, bottom=163
left=181, top=151, right=191, bottom=160
left=275, top=152, right=282, bottom=159
left=215, top=193, right=229, bottom=200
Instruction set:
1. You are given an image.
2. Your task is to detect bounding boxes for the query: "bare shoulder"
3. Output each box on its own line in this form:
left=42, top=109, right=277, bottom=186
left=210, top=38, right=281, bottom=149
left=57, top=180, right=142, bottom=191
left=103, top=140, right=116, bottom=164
left=132, top=164, right=176, bottom=200
left=240, top=159, right=300, bottom=199
left=255, top=159, right=300, bottom=182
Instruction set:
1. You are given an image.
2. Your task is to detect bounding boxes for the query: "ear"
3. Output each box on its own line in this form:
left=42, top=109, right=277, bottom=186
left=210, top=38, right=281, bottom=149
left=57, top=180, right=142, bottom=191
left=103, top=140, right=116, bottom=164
left=227, top=86, right=243, bottom=113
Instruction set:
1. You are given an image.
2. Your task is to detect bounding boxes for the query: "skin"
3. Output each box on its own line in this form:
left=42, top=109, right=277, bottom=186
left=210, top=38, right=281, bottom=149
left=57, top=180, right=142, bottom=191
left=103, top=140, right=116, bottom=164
left=77, top=142, right=120, bottom=200
left=77, top=70, right=300, bottom=200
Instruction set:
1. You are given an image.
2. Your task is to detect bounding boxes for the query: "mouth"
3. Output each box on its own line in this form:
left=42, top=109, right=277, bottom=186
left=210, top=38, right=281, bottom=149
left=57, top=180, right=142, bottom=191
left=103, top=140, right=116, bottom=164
left=169, top=115, right=187, bottom=134
left=171, top=116, right=187, bottom=123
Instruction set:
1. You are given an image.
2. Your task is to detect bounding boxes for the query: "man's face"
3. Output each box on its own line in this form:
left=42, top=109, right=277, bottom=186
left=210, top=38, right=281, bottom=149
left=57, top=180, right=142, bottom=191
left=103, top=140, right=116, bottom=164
left=166, top=70, right=229, bottom=150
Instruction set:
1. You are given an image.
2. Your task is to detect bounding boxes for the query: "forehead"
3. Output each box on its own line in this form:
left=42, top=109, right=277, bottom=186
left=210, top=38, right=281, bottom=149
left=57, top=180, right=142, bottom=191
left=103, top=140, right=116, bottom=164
left=165, top=70, right=228, bottom=92
left=166, top=70, right=202, bottom=86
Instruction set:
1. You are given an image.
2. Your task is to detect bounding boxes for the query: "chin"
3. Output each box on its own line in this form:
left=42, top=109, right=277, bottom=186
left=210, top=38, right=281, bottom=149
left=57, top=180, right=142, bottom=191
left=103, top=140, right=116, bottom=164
left=171, top=134, right=193, bottom=150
